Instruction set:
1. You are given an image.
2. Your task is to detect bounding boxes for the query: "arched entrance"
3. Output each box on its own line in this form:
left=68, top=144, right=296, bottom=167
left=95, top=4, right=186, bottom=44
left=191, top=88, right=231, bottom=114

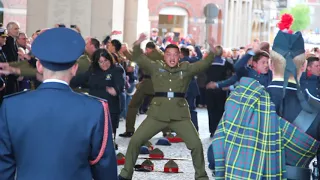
left=158, top=6, right=188, bottom=38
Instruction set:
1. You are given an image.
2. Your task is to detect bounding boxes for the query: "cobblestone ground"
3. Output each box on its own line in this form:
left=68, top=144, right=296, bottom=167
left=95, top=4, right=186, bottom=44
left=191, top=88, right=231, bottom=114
left=116, top=108, right=215, bottom=180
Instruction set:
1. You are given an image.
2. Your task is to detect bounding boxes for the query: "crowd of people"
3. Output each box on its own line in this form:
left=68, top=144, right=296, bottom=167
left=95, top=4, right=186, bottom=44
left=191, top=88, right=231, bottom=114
left=0, top=12, right=319, bottom=180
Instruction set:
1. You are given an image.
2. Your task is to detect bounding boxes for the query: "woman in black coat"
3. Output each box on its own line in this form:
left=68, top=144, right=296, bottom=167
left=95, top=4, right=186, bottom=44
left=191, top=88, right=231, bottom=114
left=70, top=48, right=124, bottom=149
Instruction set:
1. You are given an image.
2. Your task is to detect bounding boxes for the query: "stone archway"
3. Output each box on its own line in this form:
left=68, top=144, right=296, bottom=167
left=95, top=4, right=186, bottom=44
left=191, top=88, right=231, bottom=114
left=158, top=6, right=189, bottom=37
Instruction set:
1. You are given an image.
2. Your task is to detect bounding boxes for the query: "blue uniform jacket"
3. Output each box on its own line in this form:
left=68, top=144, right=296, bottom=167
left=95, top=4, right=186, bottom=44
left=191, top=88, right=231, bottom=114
left=0, top=82, right=117, bottom=180
left=180, top=46, right=202, bottom=97
left=234, top=53, right=272, bottom=88
left=216, top=54, right=253, bottom=89
left=300, top=72, right=320, bottom=100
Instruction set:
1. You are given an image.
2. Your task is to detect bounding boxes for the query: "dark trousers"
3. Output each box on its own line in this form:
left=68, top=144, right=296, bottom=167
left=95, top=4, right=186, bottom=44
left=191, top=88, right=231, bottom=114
left=110, top=113, right=120, bottom=135
left=196, top=87, right=206, bottom=106
left=139, top=96, right=152, bottom=113
left=206, top=89, right=227, bottom=134
left=186, top=95, right=199, bottom=131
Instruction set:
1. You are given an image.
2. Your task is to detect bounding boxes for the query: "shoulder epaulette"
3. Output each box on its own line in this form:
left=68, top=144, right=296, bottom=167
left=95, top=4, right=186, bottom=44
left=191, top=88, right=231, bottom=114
left=76, top=92, right=108, bottom=102
left=4, top=89, right=30, bottom=99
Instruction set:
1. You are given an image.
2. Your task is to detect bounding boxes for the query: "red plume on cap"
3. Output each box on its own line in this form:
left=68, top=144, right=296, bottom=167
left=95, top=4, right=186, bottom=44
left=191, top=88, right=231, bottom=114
left=277, top=13, right=294, bottom=34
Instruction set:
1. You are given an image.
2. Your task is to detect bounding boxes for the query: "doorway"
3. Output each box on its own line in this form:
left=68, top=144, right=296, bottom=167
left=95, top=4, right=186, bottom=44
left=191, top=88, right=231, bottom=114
left=158, top=6, right=188, bottom=38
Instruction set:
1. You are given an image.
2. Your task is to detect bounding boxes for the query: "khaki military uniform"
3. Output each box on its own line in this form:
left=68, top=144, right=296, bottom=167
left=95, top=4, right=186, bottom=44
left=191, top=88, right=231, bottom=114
left=122, top=48, right=165, bottom=133
left=10, top=54, right=91, bottom=77
left=120, top=44, right=215, bottom=180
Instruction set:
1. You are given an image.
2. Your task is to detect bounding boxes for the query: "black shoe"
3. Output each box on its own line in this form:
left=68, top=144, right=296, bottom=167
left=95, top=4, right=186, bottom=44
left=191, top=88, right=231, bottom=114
left=119, top=132, right=134, bottom=138
left=114, top=143, right=118, bottom=150
left=118, top=175, right=131, bottom=180
left=162, top=132, right=168, bottom=137
left=210, top=133, right=214, bottom=138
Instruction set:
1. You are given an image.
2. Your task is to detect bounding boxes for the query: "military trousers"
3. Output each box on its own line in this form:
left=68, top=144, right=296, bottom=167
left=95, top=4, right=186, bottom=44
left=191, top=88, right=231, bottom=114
left=119, top=117, right=209, bottom=180
left=125, top=79, right=154, bottom=133
left=125, top=79, right=170, bottom=134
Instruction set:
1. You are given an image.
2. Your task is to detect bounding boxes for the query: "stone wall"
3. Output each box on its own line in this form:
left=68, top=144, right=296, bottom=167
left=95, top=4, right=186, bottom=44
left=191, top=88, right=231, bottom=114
left=148, top=0, right=225, bottom=45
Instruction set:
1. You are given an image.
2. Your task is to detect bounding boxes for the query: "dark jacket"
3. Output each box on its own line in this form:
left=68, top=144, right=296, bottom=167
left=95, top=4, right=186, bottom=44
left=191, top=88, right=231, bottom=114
left=180, top=46, right=203, bottom=97
left=2, top=36, right=18, bottom=62
left=0, top=82, right=118, bottom=180
left=70, top=66, right=124, bottom=114
left=300, top=72, right=320, bottom=100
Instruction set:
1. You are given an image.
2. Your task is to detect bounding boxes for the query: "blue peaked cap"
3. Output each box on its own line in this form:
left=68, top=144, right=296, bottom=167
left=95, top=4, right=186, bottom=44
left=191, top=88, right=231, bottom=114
left=272, top=30, right=312, bottom=113
left=156, top=138, right=171, bottom=146
left=140, top=146, right=150, bottom=154
left=31, top=28, right=85, bottom=71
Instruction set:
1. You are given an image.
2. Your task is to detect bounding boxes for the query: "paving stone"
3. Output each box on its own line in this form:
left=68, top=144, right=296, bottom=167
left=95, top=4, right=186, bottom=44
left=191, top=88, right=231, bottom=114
left=116, top=108, right=215, bottom=180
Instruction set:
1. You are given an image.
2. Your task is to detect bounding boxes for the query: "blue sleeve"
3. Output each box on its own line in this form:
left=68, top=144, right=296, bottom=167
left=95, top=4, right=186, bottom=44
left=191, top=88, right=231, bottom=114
left=233, top=53, right=253, bottom=77
left=91, top=106, right=117, bottom=180
left=217, top=74, right=239, bottom=88
left=195, top=46, right=203, bottom=60
left=216, top=74, right=239, bottom=88
left=0, top=101, right=16, bottom=180
left=207, top=144, right=215, bottom=170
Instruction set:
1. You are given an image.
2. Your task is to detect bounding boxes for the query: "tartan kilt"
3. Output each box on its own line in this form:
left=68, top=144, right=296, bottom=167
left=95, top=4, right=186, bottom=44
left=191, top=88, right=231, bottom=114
left=212, top=77, right=320, bottom=180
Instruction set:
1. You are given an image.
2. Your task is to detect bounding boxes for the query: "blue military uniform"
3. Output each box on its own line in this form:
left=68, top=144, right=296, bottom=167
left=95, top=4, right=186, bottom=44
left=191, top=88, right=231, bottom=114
left=180, top=46, right=202, bottom=131
left=300, top=72, right=320, bottom=100
left=234, top=52, right=272, bottom=88
left=0, top=28, right=117, bottom=180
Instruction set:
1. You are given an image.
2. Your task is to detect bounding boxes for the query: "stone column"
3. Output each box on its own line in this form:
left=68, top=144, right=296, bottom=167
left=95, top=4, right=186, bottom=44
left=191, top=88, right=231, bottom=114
left=123, top=0, right=150, bottom=46
left=26, top=0, right=125, bottom=41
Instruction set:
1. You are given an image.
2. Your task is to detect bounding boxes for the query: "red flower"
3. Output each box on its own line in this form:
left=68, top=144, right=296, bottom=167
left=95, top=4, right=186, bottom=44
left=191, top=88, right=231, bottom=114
left=277, top=13, right=294, bottom=33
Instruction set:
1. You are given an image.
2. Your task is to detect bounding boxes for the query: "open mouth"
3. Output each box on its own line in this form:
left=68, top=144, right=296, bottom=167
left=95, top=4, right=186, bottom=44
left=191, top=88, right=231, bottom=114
left=169, top=60, right=176, bottom=65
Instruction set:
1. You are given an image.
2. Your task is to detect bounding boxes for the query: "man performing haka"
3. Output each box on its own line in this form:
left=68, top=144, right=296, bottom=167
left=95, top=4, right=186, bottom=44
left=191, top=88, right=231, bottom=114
left=119, top=33, right=216, bottom=180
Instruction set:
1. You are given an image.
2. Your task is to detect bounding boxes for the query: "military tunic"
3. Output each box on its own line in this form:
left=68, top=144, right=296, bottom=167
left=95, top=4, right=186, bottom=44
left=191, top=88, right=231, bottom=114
left=119, top=44, right=214, bottom=180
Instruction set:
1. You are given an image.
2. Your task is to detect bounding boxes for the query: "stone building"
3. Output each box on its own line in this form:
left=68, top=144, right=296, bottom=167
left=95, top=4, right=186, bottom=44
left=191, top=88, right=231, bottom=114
left=0, top=0, right=285, bottom=48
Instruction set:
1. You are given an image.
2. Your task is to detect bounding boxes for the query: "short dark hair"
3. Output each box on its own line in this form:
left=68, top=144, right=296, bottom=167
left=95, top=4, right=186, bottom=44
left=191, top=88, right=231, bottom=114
left=102, top=36, right=111, bottom=45
left=307, top=56, right=319, bottom=67
left=215, top=45, right=223, bottom=56
left=260, top=42, right=270, bottom=53
left=180, top=47, right=190, bottom=57
left=146, top=42, right=156, bottom=49
left=111, top=39, right=122, bottom=52
left=165, top=44, right=179, bottom=52
left=92, top=48, right=114, bottom=70
left=240, top=46, right=245, bottom=50
left=91, top=38, right=100, bottom=50
left=253, top=51, right=269, bottom=62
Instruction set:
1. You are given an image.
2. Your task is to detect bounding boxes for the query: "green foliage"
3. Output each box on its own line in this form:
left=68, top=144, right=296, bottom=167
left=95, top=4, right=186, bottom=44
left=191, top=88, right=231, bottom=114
left=280, top=4, right=311, bottom=31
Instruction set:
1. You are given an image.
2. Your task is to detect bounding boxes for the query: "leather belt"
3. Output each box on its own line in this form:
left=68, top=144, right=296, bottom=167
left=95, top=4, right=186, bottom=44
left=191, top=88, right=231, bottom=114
left=154, top=92, right=185, bottom=98
left=143, top=75, right=151, bottom=79
left=286, top=165, right=311, bottom=179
